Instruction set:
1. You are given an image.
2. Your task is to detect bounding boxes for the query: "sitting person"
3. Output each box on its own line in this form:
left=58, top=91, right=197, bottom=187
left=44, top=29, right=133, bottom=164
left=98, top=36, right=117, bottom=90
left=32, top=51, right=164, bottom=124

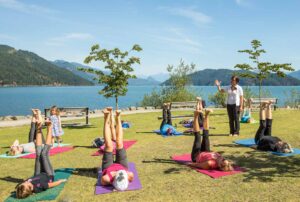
left=8, top=109, right=45, bottom=156
left=188, top=109, right=233, bottom=171
left=252, top=101, right=293, bottom=153
left=15, top=116, right=67, bottom=199
left=101, top=108, right=134, bottom=191
left=159, top=103, right=177, bottom=136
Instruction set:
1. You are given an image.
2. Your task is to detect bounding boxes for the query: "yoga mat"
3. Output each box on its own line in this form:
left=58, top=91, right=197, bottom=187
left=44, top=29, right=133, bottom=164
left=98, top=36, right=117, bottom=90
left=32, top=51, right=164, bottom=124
left=91, top=140, right=137, bottom=156
left=271, top=148, right=300, bottom=156
left=95, top=162, right=142, bottom=194
left=20, top=146, right=74, bottom=159
left=234, top=138, right=256, bottom=147
left=5, top=168, right=74, bottom=202
left=234, top=138, right=300, bottom=156
left=171, top=154, right=245, bottom=178
left=0, top=143, right=71, bottom=159
left=153, top=129, right=183, bottom=137
left=183, top=123, right=193, bottom=128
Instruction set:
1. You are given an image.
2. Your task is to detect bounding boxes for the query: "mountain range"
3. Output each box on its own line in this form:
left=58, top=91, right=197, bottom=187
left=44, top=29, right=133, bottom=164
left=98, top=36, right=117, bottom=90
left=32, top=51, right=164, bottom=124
left=1, top=44, right=300, bottom=86
left=163, top=69, right=300, bottom=86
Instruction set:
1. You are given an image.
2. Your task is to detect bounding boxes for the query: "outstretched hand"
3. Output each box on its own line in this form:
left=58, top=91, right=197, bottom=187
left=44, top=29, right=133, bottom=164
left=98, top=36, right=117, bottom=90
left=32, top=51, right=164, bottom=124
left=215, top=80, right=221, bottom=86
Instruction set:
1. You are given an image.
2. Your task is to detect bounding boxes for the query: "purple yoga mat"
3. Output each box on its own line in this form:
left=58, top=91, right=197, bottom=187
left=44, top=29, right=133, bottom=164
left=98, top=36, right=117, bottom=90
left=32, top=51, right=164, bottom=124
left=95, top=162, right=142, bottom=194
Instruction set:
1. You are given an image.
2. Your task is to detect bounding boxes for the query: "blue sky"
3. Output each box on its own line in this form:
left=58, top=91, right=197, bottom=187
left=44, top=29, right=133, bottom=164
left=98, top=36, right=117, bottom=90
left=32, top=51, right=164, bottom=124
left=0, top=0, right=300, bottom=75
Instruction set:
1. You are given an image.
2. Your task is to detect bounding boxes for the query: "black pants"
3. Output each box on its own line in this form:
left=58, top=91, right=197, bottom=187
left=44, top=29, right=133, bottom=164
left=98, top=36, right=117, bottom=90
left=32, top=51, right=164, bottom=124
left=255, top=119, right=273, bottom=144
left=226, top=104, right=240, bottom=134
left=102, top=148, right=128, bottom=171
left=198, top=112, right=204, bottom=128
left=29, top=122, right=45, bottom=143
left=160, top=108, right=172, bottom=130
left=34, top=144, right=54, bottom=176
left=191, top=130, right=210, bottom=162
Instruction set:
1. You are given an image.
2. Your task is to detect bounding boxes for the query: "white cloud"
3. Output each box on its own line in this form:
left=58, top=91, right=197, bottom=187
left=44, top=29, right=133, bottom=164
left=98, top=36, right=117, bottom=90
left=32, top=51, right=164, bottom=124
left=0, top=0, right=56, bottom=14
left=160, top=7, right=212, bottom=25
left=46, top=33, right=94, bottom=46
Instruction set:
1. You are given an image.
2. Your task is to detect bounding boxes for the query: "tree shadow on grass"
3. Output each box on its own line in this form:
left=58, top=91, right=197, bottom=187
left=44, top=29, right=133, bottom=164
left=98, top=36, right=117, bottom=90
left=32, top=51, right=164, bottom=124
left=226, top=150, right=300, bottom=182
left=73, top=145, right=94, bottom=149
left=72, top=167, right=98, bottom=179
left=0, top=176, right=23, bottom=183
left=142, top=158, right=192, bottom=174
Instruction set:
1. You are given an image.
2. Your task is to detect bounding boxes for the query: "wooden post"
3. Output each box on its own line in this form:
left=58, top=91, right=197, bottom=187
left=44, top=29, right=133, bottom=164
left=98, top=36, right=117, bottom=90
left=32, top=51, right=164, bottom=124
left=86, top=107, right=89, bottom=125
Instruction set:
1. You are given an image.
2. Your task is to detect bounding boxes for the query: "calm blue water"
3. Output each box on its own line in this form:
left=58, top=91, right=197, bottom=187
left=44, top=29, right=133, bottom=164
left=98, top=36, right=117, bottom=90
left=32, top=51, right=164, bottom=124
left=0, top=86, right=299, bottom=116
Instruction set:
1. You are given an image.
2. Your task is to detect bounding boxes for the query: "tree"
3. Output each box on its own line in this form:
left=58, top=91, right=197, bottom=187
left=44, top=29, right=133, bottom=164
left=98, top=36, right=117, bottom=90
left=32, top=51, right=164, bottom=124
left=79, top=44, right=142, bottom=109
left=141, top=59, right=197, bottom=107
left=235, top=40, right=294, bottom=103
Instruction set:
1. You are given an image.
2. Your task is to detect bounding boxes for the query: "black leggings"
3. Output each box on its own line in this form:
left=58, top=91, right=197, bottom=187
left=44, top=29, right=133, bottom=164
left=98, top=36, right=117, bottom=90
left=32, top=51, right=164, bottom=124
left=191, top=130, right=210, bottom=162
left=102, top=148, right=128, bottom=171
left=160, top=108, right=172, bottom=130
left=254, top=119, right=273, bottom=144
left=28, top=123, right=45, bottom=144
left=34, top=144, right=54, bottom=176
left=198, top=112, right=204, bottom=128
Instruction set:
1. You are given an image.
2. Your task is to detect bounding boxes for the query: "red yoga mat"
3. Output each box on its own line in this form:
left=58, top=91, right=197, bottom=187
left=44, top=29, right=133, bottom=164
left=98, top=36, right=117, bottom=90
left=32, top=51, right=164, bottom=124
left=20, top=146, right=74, bottom=159
left=171, top=153, right=245, bottom=178
left=91, top=140, right=137, bottom=156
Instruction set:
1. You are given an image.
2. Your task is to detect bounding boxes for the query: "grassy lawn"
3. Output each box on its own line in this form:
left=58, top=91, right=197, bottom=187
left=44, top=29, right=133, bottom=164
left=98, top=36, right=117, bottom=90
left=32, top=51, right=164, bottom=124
left=1, top=109, right=300, bottom=202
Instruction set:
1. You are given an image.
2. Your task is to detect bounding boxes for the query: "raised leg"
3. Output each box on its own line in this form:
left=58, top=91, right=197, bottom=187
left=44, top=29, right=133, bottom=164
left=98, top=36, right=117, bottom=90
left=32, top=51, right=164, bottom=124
left=101, top=109, right=114, bottom=171
left=160, top=104, right=167, bottom=130
left=254, top=102, right=268, bottom=144
left=166, top=103, right=172, bottom=125
left=201, top=109, right=212, bottom=152
left=191, top=110, right=202, bottom=162
left=196, top=97, right=204, bottom=128
left=34, top=110, right=44, bottom=175
left=115, top=110, right=128, bottom=168
left=107, top=107, right=116, bottom=141
left=265, top=101, right=273, bottom=136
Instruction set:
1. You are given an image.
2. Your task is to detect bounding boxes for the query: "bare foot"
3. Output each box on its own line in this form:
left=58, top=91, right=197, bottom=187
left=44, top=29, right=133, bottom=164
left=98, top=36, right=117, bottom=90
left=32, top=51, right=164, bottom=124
left=115, top=110, right=122, bottom=116
left=106, top=107, right=113, bottom=112
left=196, top=97, right=202, bottom=101
left=194, top=110, right=201, bottom=116
left=205, top=109, right=213, bottom=116
left=102, top=109, right=110, bottom=116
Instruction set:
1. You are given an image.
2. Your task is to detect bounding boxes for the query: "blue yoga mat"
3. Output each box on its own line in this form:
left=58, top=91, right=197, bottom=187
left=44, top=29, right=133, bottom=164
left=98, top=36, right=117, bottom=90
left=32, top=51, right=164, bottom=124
left=0, top=143, right=71, bottom=159
left=234, top=138, right=256, bottom=147
left=153, top=130, right=183, bottom=137
left=234, top=138, right=300, bottom=156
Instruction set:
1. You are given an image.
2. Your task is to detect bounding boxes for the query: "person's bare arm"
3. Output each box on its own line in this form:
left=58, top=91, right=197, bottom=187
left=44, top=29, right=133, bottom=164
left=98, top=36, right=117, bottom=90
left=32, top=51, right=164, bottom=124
left=101, top=175, right=111, bottom=185
left=127, top=171, right=134, bottom=182
left=215, top=80, right=225, bottom=93
left=240, top=95, right=244, bottom=111
left=187, top=161, right=212, bottom=170
left=48, top=179, right=67, bottom=188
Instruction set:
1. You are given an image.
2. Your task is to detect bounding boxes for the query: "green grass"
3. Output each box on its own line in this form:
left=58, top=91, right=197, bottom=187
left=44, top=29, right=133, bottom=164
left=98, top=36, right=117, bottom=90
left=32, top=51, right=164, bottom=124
left=1, top=109, right=300, bottom=202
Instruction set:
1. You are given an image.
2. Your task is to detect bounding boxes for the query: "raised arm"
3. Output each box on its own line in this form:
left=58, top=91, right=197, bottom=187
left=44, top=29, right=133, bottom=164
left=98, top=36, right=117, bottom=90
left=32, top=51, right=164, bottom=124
left=215, top=80, right=225, bottom=93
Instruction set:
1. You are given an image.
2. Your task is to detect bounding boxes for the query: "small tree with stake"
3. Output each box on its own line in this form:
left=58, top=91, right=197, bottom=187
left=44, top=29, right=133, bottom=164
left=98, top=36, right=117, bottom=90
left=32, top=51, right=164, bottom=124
left=79, top=44, right=142, bottom=109
left=235, top=39, right=294, bottom=103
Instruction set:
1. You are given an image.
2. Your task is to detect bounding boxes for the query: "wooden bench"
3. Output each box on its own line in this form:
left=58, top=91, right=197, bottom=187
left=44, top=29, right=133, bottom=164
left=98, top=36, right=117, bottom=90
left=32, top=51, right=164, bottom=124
left=250, top=98, right=278, bottom=111
left=170, top=101, right=198, bottom=109
left=158, top=101, right=205, bottom=119
left=44, top=107, right=89, bottom=126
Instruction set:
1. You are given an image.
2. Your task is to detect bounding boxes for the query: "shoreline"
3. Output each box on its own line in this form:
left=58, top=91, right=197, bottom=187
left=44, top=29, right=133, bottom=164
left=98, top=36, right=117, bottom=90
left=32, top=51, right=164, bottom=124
left=1, top=107, right=299, bottom=128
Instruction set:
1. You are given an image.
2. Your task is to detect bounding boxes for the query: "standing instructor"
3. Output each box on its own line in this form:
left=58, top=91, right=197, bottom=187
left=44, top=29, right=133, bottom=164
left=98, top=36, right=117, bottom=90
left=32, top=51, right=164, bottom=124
left=215, top=76, right=243, bottom=136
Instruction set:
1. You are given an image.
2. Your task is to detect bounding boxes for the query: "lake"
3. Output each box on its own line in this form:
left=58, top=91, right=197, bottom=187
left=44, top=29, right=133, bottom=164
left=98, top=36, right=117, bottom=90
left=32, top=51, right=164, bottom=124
left=0, top=86, right=299, bottom=116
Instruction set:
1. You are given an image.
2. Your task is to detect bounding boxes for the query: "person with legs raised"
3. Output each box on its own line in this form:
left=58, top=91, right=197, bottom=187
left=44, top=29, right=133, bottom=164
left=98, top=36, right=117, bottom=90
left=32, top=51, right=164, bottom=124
left=188, top=109, right=233, bottom=171
left=15, top=110, right=66, bottom=199
left=101, top=108, right=134, bottom=191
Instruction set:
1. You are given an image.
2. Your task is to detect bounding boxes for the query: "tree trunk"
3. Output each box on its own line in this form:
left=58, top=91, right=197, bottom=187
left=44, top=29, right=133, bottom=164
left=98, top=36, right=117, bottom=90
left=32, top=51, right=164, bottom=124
left=115, top=96, right=118, bottom=110
left=259, top=79, right=262, bottom=107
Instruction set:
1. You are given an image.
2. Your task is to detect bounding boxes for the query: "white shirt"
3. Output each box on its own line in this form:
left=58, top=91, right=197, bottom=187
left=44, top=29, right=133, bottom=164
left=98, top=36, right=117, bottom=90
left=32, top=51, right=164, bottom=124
left=224, top=85, right=243, bottom=106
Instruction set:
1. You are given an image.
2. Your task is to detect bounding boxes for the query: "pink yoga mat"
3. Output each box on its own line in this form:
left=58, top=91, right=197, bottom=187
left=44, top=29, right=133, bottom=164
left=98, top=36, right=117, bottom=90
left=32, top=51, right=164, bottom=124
left=20, top=146, right=74, bottom=159
left=172, top=154, right=245, bottom=178
left=95, top=162, right=142, bottom=194
left=91, top=140, right=137, bottom=156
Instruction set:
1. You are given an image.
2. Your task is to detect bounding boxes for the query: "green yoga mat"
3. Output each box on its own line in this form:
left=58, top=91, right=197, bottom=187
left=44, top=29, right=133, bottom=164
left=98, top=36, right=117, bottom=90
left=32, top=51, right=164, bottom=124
left=0, top=144, right=71, bottom=159
left=5, top=168, right=74, bottom=202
